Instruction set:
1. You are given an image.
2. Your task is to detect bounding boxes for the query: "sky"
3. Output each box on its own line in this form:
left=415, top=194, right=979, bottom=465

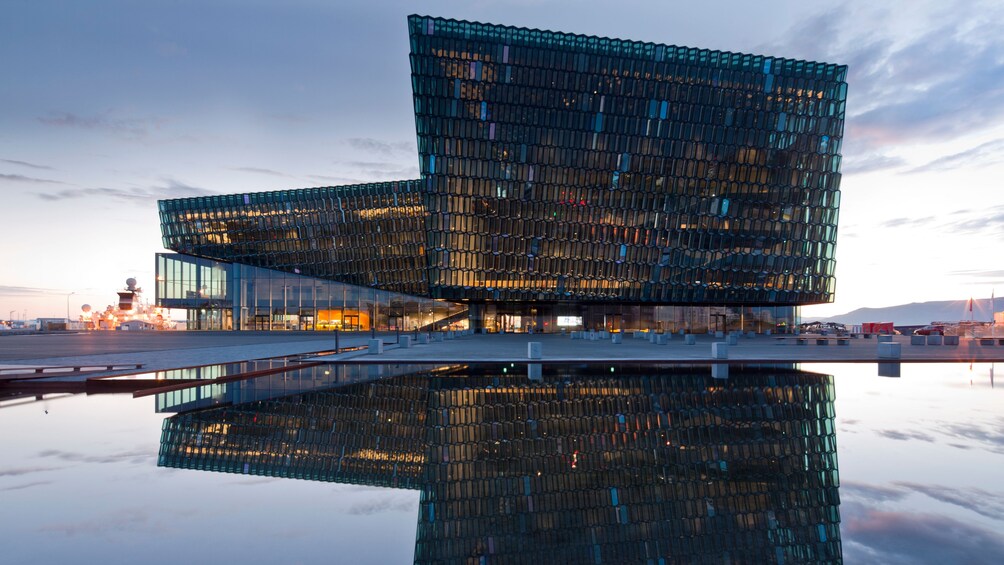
left=2, top=0, right=1004, bottom=320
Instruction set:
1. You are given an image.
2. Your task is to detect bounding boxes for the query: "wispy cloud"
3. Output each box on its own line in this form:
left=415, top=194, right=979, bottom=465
left=842, top=501, right=1004, bottom=564
left=0, top=480, right=53, bottom=492
left=0, top=173, right=66, bottom=185
left=875, top=429, right=936, bottom=442
left=229, top=167, right=293, bottom=178
left=764, top=3, right=1004, bottom=155
left=910, top=139, right=1004, bottom=173
left=344, top=137, right=415, bottom=156
left=36, top=448, right=153, bottom=465
left=893, top=481, right=1004, bottom=521
left=0, top=285, right=64, bottom=297
left=941, top=205, right=1004, bottom=236
left=881, top=216, right=937, bottom=229
left=36, top=179, right=213, bottom=204
left=346, top=495, right=417, bottom=516
left=0, top=465, right=63, bottom=477
left=842, top=154, right=906, bottom=175
left=948, top=269, right=1004, bottom=279
left=1, top=158, right=53, bottom=170
left=37, top=111, right=167, bottom=140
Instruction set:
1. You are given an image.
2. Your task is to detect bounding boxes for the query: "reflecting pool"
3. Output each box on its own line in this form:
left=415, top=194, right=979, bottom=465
left=1, top=362, right=1002, bottom=564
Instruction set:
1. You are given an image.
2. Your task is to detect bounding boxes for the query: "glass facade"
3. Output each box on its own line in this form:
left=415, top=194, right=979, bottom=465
left=159, top=364, right=841, bottom=562
left=157, top=15, right=847, bottom=331
left=156, top=253, right=467, bottom=331
left=411, top=15, right=846, bottom=305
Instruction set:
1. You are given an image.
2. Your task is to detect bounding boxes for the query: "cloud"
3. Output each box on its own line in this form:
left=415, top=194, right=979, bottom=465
left=842, top=501, right=1004, bottom=564
left=0, top=158, right=53, bottom=170
left=842, top=154, right=907, bottom=175
left=346, top=495, right=417, bottom=515
left=0, top=481, right=53, bottom=492
left=880, top=216, right=937, bottom=229
left=764, top=3, right=1004, bottom=154
left=344, top=137, right=415, bottom=156
left=948, top=269, right=1004, bottom=279
left=340, top=160, right=419, bottom=180
left=307, top=174, right=368, bottom=185
left=36, top=179, right=214, bottom=204
left=0, top=285, right=63, bottom=297
left=0, top=465, right=63, bottom=477
left=841, top=480, right=908, bottom=503
left=936, top=417, right=1004, bottom=454
left=36, top=448, right=152, bottom=465
left=941, top=205, right=1004, bottom=236
left=875, top=429, right=936, bottom=442
left=893, top=481, right=1004, bottom=521
left=229, top=167, right=293, bottom=178
left=37, top=111, right=167, bottom=140
left=910, top=139, right=1004, bottom=173
left=0, top=173, right=66, bottom=185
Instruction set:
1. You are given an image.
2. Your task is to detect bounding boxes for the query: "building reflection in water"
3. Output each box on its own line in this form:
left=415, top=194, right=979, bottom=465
left=159, top=364, right=841, bottom=563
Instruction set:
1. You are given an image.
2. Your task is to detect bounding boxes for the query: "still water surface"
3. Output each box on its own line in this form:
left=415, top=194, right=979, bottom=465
left=1, top=362, right=1001, bottom=564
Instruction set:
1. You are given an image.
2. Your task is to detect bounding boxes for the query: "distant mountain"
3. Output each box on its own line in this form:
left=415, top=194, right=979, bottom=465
left=810, top=298, right=999, bottom=327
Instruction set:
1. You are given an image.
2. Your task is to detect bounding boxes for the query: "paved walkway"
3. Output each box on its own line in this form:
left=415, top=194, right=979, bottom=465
left=2, top=331, right=1001, bottom=381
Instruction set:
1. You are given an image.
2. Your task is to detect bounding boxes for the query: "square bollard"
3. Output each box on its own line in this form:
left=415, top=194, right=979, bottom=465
left=927, top=334, right=943, bottom=345
left=712, top=342, right=728, bottom=359
left=434, top=332, right=445, bottom=342
left=399, top=335, right=412, bottom=348
left=684, top=334, right=697, bottom=345
left=877, top=335, right=893, bottom=343
left=878, top=342, right=901, bottom=359
left=944, top=335, right=959, bottom=345
left=418, top=334, right=430, bottom=345
left=368, top=339, right=383, bottom=355
left=655, top=333, right=668, bottom=345
left=611, top=333, right=622, bottom=344
left=727, top=334, right=739, bottom=346
left=910, top=335, right=926, bottom=345
left=527, top=342, right=542, bottom=359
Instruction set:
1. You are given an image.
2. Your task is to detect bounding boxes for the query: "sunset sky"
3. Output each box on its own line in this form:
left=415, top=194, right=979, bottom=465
left=3, top=0, right=1003, bottom=320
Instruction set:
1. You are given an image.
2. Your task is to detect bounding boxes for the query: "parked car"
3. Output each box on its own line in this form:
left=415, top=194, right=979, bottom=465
left=914, top=325, right=944, bottom=336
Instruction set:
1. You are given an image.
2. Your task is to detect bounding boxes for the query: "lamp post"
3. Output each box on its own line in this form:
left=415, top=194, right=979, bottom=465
left=8, top=310, right=14, bottom=323
left=66, top=292, right=75, bottom=323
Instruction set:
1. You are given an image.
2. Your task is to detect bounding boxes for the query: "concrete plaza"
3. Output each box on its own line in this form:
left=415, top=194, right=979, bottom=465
left=2, top=331, right=1003, bottom=380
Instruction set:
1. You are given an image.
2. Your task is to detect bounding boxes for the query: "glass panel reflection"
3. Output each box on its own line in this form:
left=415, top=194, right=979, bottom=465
left=159, top=364, right=840, bottom=562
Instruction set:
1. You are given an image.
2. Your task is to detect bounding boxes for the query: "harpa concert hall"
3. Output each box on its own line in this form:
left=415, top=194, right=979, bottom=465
left=156, top=15, right=848, bottom=333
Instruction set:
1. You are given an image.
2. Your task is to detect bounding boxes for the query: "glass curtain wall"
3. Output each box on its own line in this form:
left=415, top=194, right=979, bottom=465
left=157, top=253, right=466, bottom=331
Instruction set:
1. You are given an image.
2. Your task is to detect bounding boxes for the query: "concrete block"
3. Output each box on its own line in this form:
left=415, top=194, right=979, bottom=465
left=684, top=334, right=697, bottom=345
left=434, top=332, right=445, bottom=342
left=712, top=342, right=728, bottom=359
left=877, top=335, right=893, bottom=343
left=878, top=362, right=901, bottom=378
left=878, top=342, right=901, bottom=359
left=446, top=331, right=455, bottom=340
left=816, top=338, right=829, bottom=345
left=944, top=335, right=959, bottom=345
left=528, top=363, right=542, bottom=381
left=727, top=334, right=739, bottom=346
left=527, top=342, right=542, bottom=359
left=926, top=334, right=943, bottom=345
left=980, top=338, right=995, bottom=346
left=611, top=333, right=622, bottom=344
left=712, top=364, right=729, bottom=379
left=600, top=331, right=610, bottom=339
left=655, top=333, right=668, bottom=345
left=910, top=335, right=926, bottom=345
left=367, top=339, right=383, bottom=355
left=418, top=333, right=430, bottom=345
left=715, top=331, right=724, bottom=338
left=649, top=332, right=657, bottom=343
left=399, top=335, right=412, bottom=348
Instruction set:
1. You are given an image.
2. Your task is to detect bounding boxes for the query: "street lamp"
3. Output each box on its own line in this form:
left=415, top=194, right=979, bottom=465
left=8, top=310, right=14, bottom=323
left=66, top=292, right=75, bottom=322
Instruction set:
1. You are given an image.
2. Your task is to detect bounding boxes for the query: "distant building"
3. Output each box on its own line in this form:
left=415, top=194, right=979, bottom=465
left=157, top=15, right=848, bottom=332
